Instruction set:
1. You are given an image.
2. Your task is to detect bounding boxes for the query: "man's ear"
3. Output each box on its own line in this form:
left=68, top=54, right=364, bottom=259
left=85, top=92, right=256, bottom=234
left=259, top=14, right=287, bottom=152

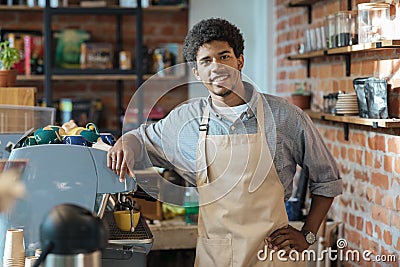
left=192, top=67, right=201, bottom=80
left=237, top=54, right=244, bottom=71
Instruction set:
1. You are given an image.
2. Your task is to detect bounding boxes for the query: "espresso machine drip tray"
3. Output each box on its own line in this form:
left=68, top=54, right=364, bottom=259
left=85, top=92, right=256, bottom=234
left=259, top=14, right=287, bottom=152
left=103, top=211, right=153, bottom=246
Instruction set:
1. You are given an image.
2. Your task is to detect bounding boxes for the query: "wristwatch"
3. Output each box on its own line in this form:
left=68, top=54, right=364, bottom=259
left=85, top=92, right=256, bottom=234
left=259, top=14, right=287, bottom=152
left=302, top=229, right=316, bottom=245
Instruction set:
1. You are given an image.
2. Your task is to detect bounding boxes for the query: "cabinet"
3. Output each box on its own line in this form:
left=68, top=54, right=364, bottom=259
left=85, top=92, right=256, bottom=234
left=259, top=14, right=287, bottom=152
left=0, top=2, right=188, bottom=133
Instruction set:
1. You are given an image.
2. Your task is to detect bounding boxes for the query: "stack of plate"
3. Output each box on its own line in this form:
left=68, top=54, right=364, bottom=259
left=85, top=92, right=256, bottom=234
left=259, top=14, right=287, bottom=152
left=335, top=93, right=359, bottom=115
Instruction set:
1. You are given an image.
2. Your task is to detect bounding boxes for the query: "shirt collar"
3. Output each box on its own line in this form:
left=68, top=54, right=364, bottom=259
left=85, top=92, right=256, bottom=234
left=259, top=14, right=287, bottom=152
left=206, top=82, right=258, bottom=120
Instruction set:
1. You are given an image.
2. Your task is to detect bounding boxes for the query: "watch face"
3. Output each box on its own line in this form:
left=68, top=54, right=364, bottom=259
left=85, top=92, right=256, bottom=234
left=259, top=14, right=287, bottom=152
left=305, top=232, right=316, bottom=244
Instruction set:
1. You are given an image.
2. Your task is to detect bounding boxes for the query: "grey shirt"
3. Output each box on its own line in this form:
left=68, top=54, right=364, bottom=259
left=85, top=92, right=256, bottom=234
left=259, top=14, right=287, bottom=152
left=128, top=84, right=342, bottom=200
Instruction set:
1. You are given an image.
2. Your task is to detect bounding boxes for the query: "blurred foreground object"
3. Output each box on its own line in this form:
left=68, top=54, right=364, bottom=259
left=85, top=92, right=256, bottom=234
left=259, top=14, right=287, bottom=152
left=0, top=169, right=25, bottom=212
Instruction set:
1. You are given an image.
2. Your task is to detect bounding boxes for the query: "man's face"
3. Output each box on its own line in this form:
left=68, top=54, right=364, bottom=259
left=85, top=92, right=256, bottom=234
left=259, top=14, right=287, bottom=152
left=193, top=40, right=244, bottom=98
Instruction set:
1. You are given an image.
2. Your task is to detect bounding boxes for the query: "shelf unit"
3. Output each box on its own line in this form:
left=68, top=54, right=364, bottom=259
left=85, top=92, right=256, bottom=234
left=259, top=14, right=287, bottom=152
left=1, top=2, right=187, bottom=133
left=41, top=0, right=145, bottom=133
left=0, top=4, right=187, bottom=11
left=17, top=74, right=181, bottom=81
left=306, top=110, right=400, bottom=140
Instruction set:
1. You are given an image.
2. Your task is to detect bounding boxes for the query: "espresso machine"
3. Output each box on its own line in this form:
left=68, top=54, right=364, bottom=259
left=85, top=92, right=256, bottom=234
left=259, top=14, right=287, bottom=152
left=0, top=144, right=154, bottom=267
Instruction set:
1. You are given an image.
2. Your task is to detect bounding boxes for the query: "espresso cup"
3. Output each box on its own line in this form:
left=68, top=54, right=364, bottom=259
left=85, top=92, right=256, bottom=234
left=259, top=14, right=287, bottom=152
left=100, top=133, right=116, bottom=146
left=22, top=136, right=37, bottom=147
left=113, top=210, right=140, bottom=232
left=62, top=135, right=92, bottom=147
left=34, top=128, right=62, bottom=145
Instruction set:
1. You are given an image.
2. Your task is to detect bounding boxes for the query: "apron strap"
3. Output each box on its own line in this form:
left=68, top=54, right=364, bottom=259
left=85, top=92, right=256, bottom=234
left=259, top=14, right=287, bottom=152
left=248, top=95, right=275, bottom=192
left=196, top=107, right=210, bottom=183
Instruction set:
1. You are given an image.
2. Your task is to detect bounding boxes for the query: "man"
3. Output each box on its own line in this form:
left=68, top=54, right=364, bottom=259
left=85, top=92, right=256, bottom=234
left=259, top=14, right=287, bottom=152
left=108, top=18, right=342, bottom=266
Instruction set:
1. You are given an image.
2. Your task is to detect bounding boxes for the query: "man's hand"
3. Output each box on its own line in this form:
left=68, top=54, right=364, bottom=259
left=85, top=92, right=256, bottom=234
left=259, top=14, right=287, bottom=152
left=107, top=134, right=136, bottom=182
left=266, top=225, right=310, bottom=252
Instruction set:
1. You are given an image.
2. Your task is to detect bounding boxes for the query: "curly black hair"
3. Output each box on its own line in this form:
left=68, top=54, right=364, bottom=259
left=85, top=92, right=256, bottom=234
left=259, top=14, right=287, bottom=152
left=183, top=18, right=244, bottom=65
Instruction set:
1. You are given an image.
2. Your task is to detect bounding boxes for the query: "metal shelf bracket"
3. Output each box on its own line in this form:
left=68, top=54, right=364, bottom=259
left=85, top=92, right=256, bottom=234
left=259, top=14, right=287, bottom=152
left=288, top=3, right=312, bottom=24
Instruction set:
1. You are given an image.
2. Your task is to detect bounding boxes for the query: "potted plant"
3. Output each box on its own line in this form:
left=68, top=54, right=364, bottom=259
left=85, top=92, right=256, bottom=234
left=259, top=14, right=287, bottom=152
left=0, top=40, right=21, bottom=87
left=290, top=82, right=312, bottom=109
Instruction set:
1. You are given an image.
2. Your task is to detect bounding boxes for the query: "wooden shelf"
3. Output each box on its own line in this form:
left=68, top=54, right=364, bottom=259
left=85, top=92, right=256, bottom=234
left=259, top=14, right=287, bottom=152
left=288, top=40, right=400, bottom=60
left=289, top=0, right=323, bottom=5
left=306, top=110, right=400, bottom=128
left=327, top=40, right=400, bottom=54
left=288, top=50, right=325, bottom=60
left=0, top=4, right=187, bottom=12
left=0, top=5, right=42, bottom=11
left=17, top=74, right=186, bottom=81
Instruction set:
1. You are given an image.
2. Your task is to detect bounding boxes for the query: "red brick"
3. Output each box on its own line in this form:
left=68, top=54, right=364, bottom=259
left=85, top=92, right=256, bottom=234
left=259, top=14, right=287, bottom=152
left=374, top=224, right=382, bottom=239
left=368, top=135, right=386, bottom=152
left=396, top=237, right=400, bottom=250
left=356, top=216, right=363, bottom=231
left=349, top=213, right=356, bottom=227
left=383, top=230, right=392, bottom=245
left=341, top=146, right=347, bottom=159
left=348, top=148, right=355, bottom=162
left=333, top=145, right=339, bottom=158
left=383, top=155, right=393, bottom=173
left=361, top=237, right=379, bottom=254
left=391, top=213, right=400, bottom=230
left=366, top=187, right=374, bottom=202
left=371, top=205, right=390, bottom=225
left=365, top=220, right=373, bottom=236
left=375, top=189, right=384, bottom=205
left=388, top=137, right=400, bottom=154
left=371, top=172, right=389, bottom=190
left=374, top=154, right=383, bottom=169
left=395, top=157, right=400, bottom=175
left=354, top=169, right=369, bottom=182
left=355, top=149, right=363, bottom=165
left=365, top=151, right=373, bottom=167
left=361, top=60, right=376, bottom=76
left=345, top=229, right=361, bottom=246
left=396, top=196, right=400, bottom=211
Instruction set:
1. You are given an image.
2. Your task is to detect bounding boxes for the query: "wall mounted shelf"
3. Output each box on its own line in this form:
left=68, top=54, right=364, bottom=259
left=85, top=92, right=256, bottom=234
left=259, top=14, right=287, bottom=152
left=288, top=40, right=400, bottom=77
left=289, top=0, right=322, bottom=4
left=287, top=50, right=325, bottom=60
left=0, top=4, right=187, bottom=12
left=306, top=110, right=400, bottom=140
left=17, top=74, right=186, bottom=81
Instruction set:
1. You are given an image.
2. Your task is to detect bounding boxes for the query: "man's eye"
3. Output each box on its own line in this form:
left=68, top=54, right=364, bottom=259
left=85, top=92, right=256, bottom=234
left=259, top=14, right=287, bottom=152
left=221, top=55, right=230, bottom=60
left=200, top=60, right=211, bottom=66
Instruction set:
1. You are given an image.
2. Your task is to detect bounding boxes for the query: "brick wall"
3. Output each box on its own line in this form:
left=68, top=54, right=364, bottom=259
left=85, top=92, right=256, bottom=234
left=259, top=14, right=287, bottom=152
left=0, top=8, right=188, bottom=131
left=275, top=0, right=400, bottom=266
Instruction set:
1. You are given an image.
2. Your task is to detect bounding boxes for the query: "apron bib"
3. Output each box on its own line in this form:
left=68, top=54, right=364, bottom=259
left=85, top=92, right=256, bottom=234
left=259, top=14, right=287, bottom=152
left=194, top=96, right=305, bottom=267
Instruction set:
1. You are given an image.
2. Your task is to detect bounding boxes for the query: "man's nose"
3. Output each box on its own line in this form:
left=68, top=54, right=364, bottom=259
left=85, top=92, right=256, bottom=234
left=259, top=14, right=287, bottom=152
left=210, top=59, right=222, bottom=69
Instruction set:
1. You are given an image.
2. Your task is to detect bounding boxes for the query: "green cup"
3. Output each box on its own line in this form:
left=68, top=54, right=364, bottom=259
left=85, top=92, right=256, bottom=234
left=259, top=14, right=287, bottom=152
left=34, top=128, right=62, bottom=145
left=22, top=136, right=37, bottom=147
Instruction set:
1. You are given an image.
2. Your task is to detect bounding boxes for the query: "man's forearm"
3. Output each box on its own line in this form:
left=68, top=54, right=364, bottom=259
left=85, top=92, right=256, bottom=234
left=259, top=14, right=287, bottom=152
left=301, top=195, right=334, bottom=234
left=122, top=132, right=143, bottom=157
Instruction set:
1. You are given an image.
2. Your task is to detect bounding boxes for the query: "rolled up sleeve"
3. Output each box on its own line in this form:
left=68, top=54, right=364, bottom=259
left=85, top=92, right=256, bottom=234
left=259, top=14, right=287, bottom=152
left=296, top=111, right=343, bottom=198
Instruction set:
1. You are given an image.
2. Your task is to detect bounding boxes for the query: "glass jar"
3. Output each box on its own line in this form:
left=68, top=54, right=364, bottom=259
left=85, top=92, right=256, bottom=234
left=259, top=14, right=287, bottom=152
left=326, top=14, right=336, bottom=48
left=358, top=3, right=391, bottom=43
left=335, top=11, right=358, bottom=47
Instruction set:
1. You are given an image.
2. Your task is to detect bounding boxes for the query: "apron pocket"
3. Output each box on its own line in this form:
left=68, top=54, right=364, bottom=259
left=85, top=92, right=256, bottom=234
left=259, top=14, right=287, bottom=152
left=196, top=236, right=233, bottom=267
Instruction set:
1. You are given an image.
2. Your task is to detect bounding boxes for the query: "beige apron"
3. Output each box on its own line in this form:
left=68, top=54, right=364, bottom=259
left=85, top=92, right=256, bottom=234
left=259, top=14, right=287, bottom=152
left=194, top=96, right=305, bottom=267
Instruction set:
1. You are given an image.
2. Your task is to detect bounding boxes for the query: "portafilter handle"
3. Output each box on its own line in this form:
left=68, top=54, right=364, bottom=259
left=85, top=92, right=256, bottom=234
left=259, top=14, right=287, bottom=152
left=94, top=193, right=110, bottom=219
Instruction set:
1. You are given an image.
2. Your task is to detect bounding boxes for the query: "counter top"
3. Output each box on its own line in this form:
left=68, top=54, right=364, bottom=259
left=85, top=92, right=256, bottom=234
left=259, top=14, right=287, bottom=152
left=148, top=218, right=305, bottom=251
left=148, top=217, right=197, bottom=250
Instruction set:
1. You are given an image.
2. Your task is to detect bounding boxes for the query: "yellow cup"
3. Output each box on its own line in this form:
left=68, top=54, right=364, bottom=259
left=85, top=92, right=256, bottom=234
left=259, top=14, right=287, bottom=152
left=113, top=210, right=140, bottom=232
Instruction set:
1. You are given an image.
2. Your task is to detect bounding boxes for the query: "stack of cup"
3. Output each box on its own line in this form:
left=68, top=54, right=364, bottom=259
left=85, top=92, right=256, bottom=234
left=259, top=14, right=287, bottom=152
left=25, top=256, right=39, bottom=267
left=3, top=229, right=26, bottom=267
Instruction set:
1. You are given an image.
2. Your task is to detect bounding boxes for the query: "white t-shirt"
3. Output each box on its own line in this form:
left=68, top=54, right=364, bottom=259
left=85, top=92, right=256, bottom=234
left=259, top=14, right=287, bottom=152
left=212, top=103, right=248, bottom=122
